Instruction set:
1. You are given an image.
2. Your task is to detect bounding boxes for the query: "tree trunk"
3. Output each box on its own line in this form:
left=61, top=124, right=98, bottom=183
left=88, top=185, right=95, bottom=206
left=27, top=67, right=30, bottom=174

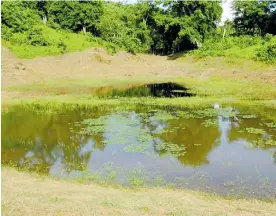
left=42, top=14, right=47, bottom=24
left=223, top=28, right=226, bottom=39
left=83, top=26, right=87, bottom=33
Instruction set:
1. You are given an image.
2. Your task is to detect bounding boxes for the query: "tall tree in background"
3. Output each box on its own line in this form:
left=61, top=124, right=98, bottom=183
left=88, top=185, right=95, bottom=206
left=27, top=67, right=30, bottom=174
left=47, top=0, right=103, bottom=34
left=149, top=0, right=222, bottom=54
left=233, top=0, right=276, bottom=35
left=1, top=1, right=40, bottom=32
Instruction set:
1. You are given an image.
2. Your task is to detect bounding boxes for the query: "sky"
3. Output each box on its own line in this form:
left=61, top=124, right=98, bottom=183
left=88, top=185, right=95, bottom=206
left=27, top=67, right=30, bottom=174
left=220, top=0, right=235, bottom=24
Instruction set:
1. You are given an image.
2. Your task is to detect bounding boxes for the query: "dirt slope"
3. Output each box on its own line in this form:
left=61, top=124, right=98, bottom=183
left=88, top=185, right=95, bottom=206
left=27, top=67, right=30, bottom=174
left=2, top=46, right=276, bottom=90
left=1, top=46, right=187, bottom=88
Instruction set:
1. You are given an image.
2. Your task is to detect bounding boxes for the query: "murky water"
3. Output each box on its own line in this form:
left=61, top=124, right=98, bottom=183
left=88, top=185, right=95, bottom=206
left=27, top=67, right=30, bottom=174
left=2, top=105, right=276, bottom=199
left=93, top=82, right=195, bottom=98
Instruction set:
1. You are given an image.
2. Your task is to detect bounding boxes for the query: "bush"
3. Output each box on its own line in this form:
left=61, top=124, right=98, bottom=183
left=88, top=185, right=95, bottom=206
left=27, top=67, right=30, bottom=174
left=193, top=35, right=276, bottom=62
left=255, top=42, right=276, bottom=63
left=26, top=26, right=49, bottom=46
left=1, top=25, right=14, bottom=41
left=57, top=40, right=67, bottom=53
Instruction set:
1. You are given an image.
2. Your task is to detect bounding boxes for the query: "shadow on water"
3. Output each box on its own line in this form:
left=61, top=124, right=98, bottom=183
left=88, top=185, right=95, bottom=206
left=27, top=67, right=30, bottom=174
left=102, top=82, right=195, bottom=98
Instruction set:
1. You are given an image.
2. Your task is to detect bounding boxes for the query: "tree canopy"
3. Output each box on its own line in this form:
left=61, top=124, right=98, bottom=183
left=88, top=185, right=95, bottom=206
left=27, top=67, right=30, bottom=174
left=1, top=0, right=276, bottom=55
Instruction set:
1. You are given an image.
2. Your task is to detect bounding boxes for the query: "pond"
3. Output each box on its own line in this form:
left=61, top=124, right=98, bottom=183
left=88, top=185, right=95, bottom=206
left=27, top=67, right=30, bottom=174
left=2, top=105, right=276, bottom=199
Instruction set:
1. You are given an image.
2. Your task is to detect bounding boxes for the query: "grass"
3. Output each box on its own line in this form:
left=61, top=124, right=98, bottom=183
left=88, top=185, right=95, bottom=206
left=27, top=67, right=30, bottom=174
left=2, top=25, right=119, bottom=59
left=2, top=167, right=276, bottom=216
left=5, top=75, right=276, bottom=101
left=192, top=35, right=276, bottom=63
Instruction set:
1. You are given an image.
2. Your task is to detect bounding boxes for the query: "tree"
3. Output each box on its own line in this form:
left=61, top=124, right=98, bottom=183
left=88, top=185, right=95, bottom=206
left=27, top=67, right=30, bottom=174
left=233, top=0, right=276, bottom=35
left=1, top=1, right=40, bottom=32
left=149, top=0, right=222, bottom=54
left=47, top=1, right=103, bottom=34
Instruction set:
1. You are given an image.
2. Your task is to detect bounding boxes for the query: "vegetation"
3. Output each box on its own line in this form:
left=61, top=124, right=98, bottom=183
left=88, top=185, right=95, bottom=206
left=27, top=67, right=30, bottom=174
left=3, top=168, right=276, bottom=216
left=2, top=0, right=276, bottom=62
left=2, top=1, right=276, bottom=214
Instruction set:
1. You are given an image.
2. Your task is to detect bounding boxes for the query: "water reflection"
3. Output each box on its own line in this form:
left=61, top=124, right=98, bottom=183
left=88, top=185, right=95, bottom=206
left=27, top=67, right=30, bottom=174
left=102, top=82, right=195, bottom=98
left=2, top=106, right=276, bottom=198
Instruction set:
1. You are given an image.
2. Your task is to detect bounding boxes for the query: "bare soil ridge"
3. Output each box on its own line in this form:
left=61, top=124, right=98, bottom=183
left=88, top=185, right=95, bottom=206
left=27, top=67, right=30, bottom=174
left=2, top=46, right=276, bottom=90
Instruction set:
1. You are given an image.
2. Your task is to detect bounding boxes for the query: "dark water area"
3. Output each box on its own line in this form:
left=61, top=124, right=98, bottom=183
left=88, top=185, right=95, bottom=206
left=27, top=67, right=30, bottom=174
left=94, top=82, right=195, bottom=98
left=2, top=105, right=276, bottom=199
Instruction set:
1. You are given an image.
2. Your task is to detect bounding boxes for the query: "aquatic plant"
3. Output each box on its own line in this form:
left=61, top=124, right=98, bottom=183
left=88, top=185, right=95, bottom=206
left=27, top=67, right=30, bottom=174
left=124, top=142, right=150, bottom=154
left=245, top=127, right=266, bottom=135
left=252, top=138, right=276, bottom=147
left=202, top=119, right=218, bottom=128
left=154, top=141, right=186, bottom=157
left=128, top=169, right=147, bottom=187
left=242, top=114, right=257, bottom=119
left=78, top=117, right=108, bottom=135
left=263, top=122, right=276, bottom=129
left=150, top=110, right=178, bottom=121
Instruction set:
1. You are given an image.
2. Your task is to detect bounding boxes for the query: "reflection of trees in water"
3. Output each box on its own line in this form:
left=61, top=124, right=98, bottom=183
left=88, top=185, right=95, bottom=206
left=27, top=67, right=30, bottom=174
left=1, top=108, right=107, bottom=174
left=3, top=107, right=276, bottom=175
left=153, top=118, right=220, bottom=166
left=1, top=108, right=221, bottom=172
left=228, top=117, right=276, bottom=151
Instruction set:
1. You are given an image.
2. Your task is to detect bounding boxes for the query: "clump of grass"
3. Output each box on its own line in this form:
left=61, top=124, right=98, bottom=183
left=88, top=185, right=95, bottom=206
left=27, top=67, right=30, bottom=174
left=128, top=169, right=147, bottom=187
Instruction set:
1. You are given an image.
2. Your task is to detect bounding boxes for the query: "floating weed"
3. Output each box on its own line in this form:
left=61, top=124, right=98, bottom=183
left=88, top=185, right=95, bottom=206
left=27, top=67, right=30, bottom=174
left=155, top=141, right=186, bottom=157
left=242, top=114, right=257, bottom=119
left=252, top=138, right=276, bottom=147
left=262, top=139, right=276, bottom=147
left=124, top=142, right=150, bottom=154
left=78, top=116, right=108, bottom=135
left=191, top=108, right=217, bottom=118
left=263, top=122, right=276, bottom=129
left=245, top=127, right=266, bottom=135
left=202, top=118, right=218, bottom=128
left=219, top=108, right=239, bottom=118
left=194, top=143, right=201, bottom=146
left=150, top=110, right=178, bottom=121
left=175, top=111, right=196, bottom=119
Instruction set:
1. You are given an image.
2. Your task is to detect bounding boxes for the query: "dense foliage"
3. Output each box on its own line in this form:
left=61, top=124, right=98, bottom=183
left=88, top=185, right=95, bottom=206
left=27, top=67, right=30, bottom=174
left=1, top=0, right=276, bottom=63
left=233, top=0, right=276, bottom=35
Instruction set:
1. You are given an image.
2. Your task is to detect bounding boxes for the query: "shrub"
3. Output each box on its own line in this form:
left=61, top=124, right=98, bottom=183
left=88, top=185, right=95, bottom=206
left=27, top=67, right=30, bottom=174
left=255, top=42, right=276, bottom=63
left=26, top=26, right=49, bottom=46
left=1, top=25, right=14, bottom=41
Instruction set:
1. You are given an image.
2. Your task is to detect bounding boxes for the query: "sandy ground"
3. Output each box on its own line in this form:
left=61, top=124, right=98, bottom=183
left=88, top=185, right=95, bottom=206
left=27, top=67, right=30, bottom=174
left=1, top=46, right=187, bottom=88
left=2, top=46, right=276, bottom=90
left=2, top=168, right=276, bottom=216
